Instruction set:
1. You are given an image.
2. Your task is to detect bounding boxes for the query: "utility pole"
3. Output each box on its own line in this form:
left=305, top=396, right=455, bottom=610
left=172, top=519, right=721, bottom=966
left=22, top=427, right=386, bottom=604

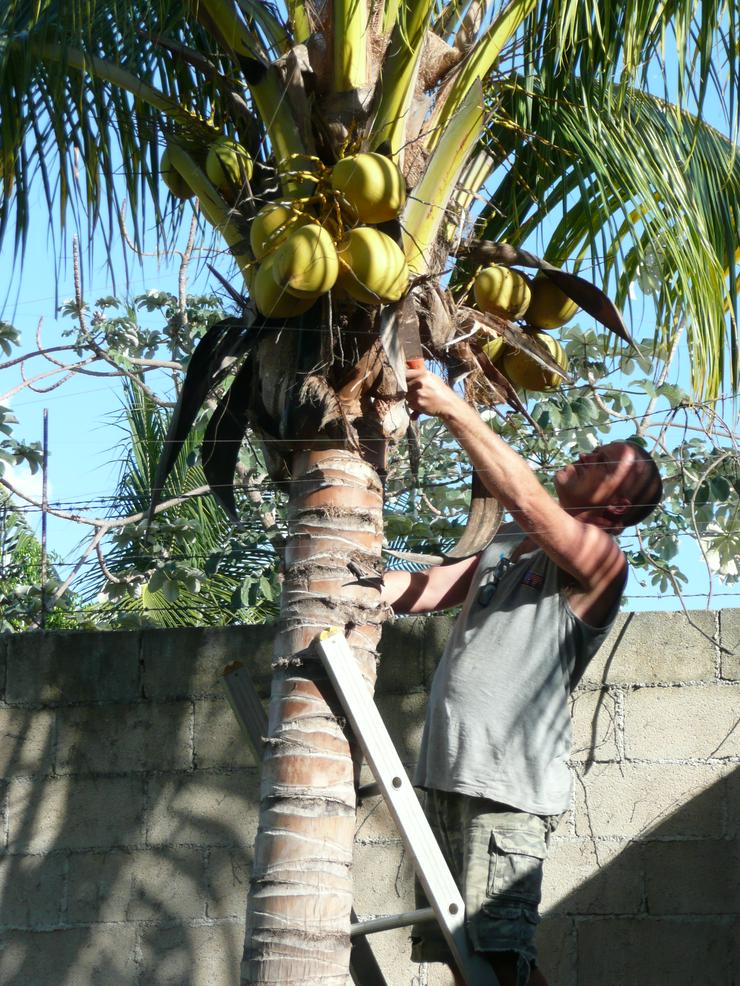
left=40, top=408, right=48, bottom=630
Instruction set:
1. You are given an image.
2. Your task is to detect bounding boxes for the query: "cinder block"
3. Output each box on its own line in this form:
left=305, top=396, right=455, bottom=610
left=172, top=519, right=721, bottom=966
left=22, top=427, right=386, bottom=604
left=584, top=611, right=717, bottom=685
left=378, top=617, right=434, bottom=694
left=570, top=689, right=619, bottom=762
left=573, top=762, right=726, bottom=839
left=146, top=769, right=260, bottom=849
left=354, top=925, right=440, bottom=986
left=0, top=925, right=139, bottom=984
left=0, top=852, right=65, bottom=926
left=7, top=774, right=146, bottom=852
left=0, top=781, right=6, bottom=852
left=6, top=630, right=140, bottom=705
left=0, top=707, right=55, bottom=777
left=576, top=915, right=733, bottom=985
left=425, top=961, right=456, bottom=986
left=537, top=914, right=576, bottom=986
left=645, top=839, right=740, bottom=914
left=66, top=846, right=208, bottom=922
left=719, top=609, right=740, bottom=680
left=542, top=838, right=642, bottom=914
left=353, top=840, right=415, bottom=915
left=374, top=692, right=428, bottom=767
left=55, top=701, right=193, bottom=774
left=206, top=847, right=253, bottom=919
left=142, top=625, right=275, bottom=700
left=625, top=684, right=740, bottom=759
left=194, top=697, right=259, bottom=770
left=137, top=920, right=243, bottom=986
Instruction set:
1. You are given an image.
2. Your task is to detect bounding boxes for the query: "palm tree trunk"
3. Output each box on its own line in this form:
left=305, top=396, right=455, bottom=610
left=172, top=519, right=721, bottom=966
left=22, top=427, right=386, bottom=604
left=242, top=445, right=385, bottom=985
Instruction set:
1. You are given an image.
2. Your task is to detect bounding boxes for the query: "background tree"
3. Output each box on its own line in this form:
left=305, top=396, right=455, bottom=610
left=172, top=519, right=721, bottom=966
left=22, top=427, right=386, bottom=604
left=0, top=492, right=79, bottom=630
left=1, top=270, right=287, bottom=629
left=2, top=2, right=739, bottom=984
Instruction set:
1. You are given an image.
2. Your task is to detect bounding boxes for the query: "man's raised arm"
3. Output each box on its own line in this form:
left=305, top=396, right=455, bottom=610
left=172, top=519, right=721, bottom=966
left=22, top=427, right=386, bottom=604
left=404, top=367, right=627, bottom=621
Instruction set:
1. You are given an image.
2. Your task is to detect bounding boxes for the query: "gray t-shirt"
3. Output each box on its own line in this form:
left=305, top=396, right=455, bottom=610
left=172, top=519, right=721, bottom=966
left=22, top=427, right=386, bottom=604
left=414, top=528, right=622, bottom=814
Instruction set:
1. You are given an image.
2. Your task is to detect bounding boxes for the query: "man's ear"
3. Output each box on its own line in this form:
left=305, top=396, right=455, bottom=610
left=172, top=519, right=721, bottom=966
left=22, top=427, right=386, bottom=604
left=604, top=499, right=630, bottom=527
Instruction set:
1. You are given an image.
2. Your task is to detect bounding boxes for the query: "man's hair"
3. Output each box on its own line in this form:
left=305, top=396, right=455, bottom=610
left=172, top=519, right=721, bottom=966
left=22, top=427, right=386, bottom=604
left=617, top=441, right=663, bottom=527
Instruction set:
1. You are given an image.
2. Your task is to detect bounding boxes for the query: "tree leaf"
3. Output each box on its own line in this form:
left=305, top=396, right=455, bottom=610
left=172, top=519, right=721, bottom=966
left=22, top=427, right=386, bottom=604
left=149, top=317, right=253, bottom=521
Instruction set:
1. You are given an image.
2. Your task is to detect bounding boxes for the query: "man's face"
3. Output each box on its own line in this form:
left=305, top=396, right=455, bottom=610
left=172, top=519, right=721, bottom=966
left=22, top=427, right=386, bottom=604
left=554, top=442, right=640, bottom=515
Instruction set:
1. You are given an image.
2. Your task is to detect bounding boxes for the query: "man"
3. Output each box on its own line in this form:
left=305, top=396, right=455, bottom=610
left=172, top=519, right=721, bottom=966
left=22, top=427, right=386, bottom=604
left=383, top=366, right=662, bottom=986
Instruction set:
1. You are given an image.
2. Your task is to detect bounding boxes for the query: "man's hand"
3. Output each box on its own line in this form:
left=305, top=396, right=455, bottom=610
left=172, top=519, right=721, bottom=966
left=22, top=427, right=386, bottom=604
left=406, top=366, right=463, bottom=420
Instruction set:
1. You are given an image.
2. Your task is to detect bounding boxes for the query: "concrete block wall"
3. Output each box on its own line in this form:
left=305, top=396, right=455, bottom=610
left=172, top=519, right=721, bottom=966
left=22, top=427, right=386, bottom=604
left=0, top=612, right=738, bottom=985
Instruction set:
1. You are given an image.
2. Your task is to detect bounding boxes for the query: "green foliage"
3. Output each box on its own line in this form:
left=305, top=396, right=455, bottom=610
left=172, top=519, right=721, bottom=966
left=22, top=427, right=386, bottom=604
left=1, top=0, right=738, bottom=397
left=0, top=403, right=42, bottom=477
left=2, top=277, right=737, bottom=627
left=76, top=375, right=283, bottom=630
left=0, top=498, right=78, bottom=631
left=386, top=324, right=740, bottom=595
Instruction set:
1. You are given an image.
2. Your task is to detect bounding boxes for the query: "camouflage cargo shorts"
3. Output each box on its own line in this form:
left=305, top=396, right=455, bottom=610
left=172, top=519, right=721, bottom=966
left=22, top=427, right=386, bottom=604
left=411, top=789, right=561, bottom=986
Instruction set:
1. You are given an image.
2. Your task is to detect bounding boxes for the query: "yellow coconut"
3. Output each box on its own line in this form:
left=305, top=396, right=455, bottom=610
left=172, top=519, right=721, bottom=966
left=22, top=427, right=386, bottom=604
left=526, top=274, right=579, bottom=329
left=336, top=227, right=409, bottom=304
left=252, top=253, right=316, bottom=318
left=474, top=265, right=531, bottom=320
left=205, top=136, right=253, bottom=194
left=272, top=224, right=338, bottom=299
left=331, top=152, right=406, bottom=224
left=250, top=202, right=312, bottom=261
left=161, top=146, right=193, bottom=200
left=479, top=333, right=505, bottom=364
left=501, top=331, right=568, bottom=392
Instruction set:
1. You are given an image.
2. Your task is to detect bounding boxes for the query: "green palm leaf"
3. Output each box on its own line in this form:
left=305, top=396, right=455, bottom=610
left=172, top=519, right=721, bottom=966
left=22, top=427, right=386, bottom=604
left=478, top=78, right=740, bottom=395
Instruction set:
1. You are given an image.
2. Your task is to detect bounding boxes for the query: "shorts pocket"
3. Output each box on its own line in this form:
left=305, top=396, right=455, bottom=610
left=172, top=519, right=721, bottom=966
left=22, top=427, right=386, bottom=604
left=486, top=827, right=547, bottom=906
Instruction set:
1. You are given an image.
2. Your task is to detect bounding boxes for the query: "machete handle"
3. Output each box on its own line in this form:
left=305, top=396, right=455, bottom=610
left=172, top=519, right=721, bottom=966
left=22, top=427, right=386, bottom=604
left=406, top=357, right=425, bottom=369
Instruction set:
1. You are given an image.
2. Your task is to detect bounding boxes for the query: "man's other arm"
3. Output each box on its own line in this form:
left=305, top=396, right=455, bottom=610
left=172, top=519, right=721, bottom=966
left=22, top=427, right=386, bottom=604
left=382, top=554, right=480, bottom=614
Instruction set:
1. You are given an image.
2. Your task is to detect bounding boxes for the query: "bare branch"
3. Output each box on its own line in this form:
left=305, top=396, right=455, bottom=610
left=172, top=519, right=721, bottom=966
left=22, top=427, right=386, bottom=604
left=0, top=474, right=212, bottom=531
left=635, top=527, right=732, bottom=654
left=95, top=539, right=129, bottom=585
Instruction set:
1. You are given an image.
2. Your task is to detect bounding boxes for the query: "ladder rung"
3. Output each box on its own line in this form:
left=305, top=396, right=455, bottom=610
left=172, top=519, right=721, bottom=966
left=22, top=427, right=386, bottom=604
left=350, top=907, right=436, bottom=938
left=357, top=781, right=382, bottom=801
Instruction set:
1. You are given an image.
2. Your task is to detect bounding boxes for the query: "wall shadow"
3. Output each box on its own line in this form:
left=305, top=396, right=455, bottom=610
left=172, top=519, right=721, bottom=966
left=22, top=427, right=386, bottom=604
left=537, top=766, right=738, bottom=985
left=0, top=625, right=272, bottom=986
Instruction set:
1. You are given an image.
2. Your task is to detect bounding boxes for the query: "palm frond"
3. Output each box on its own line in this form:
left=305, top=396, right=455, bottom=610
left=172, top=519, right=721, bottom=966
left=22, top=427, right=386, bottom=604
left=0, top=0, right=250, bottom=265
left=525, top=0, right=740, bottom=131
left=478, top=79, right=740, bottom=397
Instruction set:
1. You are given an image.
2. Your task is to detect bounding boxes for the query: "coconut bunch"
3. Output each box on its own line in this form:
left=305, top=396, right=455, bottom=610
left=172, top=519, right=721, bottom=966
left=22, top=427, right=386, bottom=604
left=247, top=152, right=409, bottom=318
left=470, top=263, right=580, bottom=393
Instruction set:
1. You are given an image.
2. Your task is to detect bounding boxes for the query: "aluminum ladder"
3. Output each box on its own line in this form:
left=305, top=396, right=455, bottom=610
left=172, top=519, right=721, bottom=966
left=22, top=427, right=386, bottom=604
left=223, top=627, right=497, bottom=986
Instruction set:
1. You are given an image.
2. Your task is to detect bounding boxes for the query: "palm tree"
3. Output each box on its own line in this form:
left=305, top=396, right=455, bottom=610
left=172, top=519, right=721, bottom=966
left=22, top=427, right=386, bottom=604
left=2, top=2, right=738, bottom=983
